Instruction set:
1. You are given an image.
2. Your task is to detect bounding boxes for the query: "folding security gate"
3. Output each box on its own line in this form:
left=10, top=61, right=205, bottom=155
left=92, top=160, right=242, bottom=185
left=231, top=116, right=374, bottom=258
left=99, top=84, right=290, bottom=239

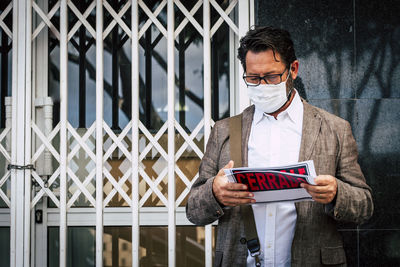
left=0, top=0, right=253, bottom=266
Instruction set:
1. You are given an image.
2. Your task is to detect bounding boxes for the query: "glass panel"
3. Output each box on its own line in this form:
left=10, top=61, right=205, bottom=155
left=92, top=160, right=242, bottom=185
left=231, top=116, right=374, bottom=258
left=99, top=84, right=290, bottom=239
left=104, top=226, right=215, bottom=267
left=0, top=227, right=10, bottom=267
left=48, top=226, right=96, bottom=267
left=139, top=24, right=168, bottom=132
left=103, top=0, right=132, bottom=131
left=175, top=4, right=203, bottom=132
left=48, top=226, right=214, bottom=267
left=211, top=22, right=231, bottom=120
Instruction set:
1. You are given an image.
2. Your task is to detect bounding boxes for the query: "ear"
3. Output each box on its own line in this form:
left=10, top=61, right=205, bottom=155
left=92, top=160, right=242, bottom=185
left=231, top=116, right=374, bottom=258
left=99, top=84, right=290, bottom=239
left=290, top=60, right=299, bottom=80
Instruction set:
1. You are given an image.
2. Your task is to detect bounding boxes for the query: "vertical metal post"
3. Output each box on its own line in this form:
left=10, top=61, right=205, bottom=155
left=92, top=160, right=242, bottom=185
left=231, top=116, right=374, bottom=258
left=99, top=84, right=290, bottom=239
left=24, top=0, right=33, bottom=265
left=96, top=0, right=104, bottom=266
left=33, top=1, right=51, bottom=264
left=10, top=0, right=28, bottom=265
left=249, top=0, right=255, bottom=26
left=237, top=0, right=250, bottom=113
left=229, top=22, right=235, bottom=116
left=131, top=1, right=140, bottom=266
left=167, top=0, right=176, bottom=266
left=203, top=1, right=212, bottom=266
left=59, top=0, right=68, bottom=266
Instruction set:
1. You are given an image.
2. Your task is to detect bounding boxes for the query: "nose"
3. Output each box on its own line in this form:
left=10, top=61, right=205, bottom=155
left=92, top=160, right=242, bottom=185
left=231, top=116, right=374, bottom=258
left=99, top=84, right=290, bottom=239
left=260, top=77, right=267, bottom=85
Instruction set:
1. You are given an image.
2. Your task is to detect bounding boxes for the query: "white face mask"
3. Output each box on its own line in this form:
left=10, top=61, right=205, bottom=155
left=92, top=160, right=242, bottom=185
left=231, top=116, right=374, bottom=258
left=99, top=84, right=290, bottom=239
left=247, top=72, right=291, bottom=114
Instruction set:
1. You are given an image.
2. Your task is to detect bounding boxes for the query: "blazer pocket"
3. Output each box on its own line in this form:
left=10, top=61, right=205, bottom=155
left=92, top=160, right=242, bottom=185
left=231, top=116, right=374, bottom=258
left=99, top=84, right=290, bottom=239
left=320, top=246, right=346, bottom=265
left=214, top=251, right=223, bottom=267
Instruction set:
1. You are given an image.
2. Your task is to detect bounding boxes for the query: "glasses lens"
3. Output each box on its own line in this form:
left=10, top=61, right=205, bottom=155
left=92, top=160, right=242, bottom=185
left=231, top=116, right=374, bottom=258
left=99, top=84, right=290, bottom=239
left=266, top=75, right=281, bottom=85
left=244, top=76, right=260, bottom=86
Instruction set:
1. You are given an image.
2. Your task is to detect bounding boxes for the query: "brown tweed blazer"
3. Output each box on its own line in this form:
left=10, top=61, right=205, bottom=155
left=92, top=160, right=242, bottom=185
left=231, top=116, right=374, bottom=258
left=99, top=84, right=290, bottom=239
left=186, top=100, right=373, bottom=267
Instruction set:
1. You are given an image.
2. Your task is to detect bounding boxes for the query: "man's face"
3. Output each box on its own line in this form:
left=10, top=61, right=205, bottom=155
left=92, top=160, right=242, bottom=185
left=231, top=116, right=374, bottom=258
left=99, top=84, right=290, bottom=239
left=245, top=49, right=298, bottom=94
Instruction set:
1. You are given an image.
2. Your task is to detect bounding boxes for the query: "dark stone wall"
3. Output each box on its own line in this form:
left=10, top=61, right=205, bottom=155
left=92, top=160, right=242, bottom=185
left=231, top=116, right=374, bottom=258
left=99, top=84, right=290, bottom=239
left=256, top=0, right=400, bottom=266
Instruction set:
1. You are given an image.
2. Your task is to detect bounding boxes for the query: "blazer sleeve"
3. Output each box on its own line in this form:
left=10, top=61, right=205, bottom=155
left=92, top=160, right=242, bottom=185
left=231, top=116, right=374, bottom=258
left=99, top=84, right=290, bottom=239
left=327, top=121, right=374, bottom=224
left=185, top=122, right=226, bottom=225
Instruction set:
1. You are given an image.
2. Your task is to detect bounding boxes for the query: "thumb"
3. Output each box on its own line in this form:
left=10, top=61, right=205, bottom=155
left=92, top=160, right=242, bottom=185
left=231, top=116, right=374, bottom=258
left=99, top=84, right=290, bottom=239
left=218, top=160, right=234, bottom=176
left=224, top=160, right=234, bottom=169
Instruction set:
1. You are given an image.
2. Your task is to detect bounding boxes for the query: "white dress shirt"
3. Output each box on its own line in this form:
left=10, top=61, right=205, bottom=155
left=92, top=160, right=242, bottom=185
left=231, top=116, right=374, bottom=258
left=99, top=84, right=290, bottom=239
left=246, top=90, right=304, bottom=267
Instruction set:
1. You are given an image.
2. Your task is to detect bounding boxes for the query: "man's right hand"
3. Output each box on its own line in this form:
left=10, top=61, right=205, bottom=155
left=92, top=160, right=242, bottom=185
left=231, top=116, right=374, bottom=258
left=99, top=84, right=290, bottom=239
left=212, top=160, right=255, bottom=207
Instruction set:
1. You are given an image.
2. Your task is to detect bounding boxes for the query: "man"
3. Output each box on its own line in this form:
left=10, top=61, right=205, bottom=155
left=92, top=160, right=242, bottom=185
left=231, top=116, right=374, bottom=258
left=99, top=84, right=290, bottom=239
left=186, top=26, right=373, bottom=267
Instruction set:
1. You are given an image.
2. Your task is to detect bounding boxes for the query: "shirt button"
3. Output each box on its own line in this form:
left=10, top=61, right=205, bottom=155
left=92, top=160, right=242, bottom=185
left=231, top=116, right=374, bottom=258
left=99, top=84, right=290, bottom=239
left=267, top=245, right=271, bottom=248
left=268, top=213, right=273, bottom=217
left=240, top=238, right=247, bottom=244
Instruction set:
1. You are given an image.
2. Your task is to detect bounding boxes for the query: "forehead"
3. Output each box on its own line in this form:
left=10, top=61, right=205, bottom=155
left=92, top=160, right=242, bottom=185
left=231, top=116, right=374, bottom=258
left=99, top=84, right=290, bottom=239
left=245, top=49, right=285, bottom=73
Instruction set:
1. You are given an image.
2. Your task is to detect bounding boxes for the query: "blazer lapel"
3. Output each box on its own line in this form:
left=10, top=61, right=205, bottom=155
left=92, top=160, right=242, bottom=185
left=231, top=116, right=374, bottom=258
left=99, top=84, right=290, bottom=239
left=295, top=100, right=322, bottom=220
left=298, top=101, right=322, bottom=162
left=241, top=105, right=255, bottom=167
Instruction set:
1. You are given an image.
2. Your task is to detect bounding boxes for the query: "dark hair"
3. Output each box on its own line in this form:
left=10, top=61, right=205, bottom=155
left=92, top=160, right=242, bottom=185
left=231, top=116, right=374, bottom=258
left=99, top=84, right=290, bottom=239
left=237, top=26, right=297, bottom=71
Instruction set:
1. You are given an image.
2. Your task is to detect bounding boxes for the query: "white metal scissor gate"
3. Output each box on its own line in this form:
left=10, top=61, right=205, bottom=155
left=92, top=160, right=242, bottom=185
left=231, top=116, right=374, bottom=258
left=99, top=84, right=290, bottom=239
left=0, top=0, right=253, bottom=266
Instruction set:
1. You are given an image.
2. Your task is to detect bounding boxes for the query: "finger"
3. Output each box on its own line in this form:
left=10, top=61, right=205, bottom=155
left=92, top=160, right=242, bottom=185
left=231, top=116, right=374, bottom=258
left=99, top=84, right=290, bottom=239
left=222, top=190, right=253, bottom=199
left=301, top=183, right=331, bottom=194
left=223, top=197, right=255, bottom=206
left=314, top=175, right=335, bottom=185
left=312, top=194, right=331, bottom=204
left=226, top=182, right=248, bottom=191
left=312, top=192, right=326, bottom=199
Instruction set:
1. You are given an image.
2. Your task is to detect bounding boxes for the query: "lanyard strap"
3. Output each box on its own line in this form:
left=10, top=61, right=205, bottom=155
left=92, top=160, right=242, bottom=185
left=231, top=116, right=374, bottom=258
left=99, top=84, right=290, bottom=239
left=229, top=114, right=261, bottom=267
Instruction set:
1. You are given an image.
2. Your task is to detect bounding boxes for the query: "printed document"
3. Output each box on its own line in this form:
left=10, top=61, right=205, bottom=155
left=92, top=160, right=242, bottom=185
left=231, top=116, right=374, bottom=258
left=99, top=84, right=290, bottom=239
left=224, top=160, right=317, bottom=203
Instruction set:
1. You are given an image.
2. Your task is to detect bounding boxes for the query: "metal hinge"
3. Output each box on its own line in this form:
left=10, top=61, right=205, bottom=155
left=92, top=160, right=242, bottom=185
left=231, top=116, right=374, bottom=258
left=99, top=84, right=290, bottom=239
left=7, top=164, right=36, bottom=171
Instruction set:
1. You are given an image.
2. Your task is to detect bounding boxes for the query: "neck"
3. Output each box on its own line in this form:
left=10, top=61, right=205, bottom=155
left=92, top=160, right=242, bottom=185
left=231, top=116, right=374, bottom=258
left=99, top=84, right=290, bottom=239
left=267, top=89, right=296, bottom=119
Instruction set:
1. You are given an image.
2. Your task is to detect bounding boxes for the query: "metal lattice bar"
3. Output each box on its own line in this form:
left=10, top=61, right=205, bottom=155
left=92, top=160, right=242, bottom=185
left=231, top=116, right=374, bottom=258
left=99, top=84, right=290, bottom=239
left=31, top=1, right=60, bottom=40
left=0, top=3, right=12, bottom=39
left=174, top=0, right=202, bottom=37
left=210, top=0, right=237, bottom=37
left=139, top=0, right=167, bottom=37
left=67, top=0, right=96, bottom=40
left=103, top=0, right=131, bottom=39
left=138, top=0, right=166, bottom=38
left=175, top=0, right=203, bottom=36
left=0, top=172, right=11, bottom=207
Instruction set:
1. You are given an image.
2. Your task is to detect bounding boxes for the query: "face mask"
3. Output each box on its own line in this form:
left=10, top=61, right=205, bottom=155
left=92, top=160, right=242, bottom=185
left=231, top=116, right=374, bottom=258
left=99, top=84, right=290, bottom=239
left=247, top=72, right=291, bottom=114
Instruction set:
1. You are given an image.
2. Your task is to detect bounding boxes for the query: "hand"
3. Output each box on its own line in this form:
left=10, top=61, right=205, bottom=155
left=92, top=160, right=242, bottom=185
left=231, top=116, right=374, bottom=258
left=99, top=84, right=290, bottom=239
left=212, top=160, right=255, bottom=207
left=301, top=175, right=338, bottom=204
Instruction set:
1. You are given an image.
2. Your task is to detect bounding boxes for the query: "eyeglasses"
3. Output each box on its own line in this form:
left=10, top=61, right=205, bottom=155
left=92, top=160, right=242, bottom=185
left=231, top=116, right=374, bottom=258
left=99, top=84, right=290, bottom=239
left=243, top=67, right=289, bottom=86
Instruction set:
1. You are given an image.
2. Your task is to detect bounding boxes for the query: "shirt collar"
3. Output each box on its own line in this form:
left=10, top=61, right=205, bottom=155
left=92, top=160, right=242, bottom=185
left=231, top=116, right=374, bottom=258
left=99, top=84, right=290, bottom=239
left=253, top=89, right=303, bottom=125
left=285, top=89, right=303, bottom=125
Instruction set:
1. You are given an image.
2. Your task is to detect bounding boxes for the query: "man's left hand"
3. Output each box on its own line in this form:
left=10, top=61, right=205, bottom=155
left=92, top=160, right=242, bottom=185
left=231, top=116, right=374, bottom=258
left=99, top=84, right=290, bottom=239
left=301, top=175, right=337, bottom=204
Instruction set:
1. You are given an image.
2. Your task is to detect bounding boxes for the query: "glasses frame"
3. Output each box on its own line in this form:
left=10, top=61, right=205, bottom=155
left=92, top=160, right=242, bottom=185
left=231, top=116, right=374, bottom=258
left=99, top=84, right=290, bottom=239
left=242, top=66, right=290, bottom=86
